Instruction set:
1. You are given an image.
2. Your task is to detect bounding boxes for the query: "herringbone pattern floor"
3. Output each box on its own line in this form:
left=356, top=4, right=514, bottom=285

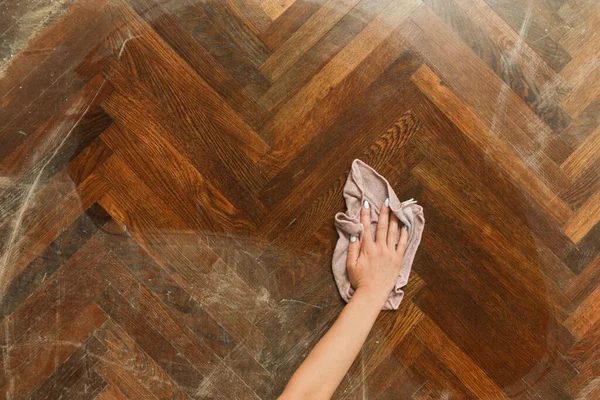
left=1, top=0, right=599, bottom=398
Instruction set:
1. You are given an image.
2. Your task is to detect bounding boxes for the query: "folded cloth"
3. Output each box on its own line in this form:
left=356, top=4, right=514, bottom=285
left=332, top=159, right=425, bottom=310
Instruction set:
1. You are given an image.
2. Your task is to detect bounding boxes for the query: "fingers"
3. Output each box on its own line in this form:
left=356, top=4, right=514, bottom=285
left=376, top=198, right=390, bottom=244
left=396, top=225, right=409, bottom=257
left=347, top=234, right=360, bottom=268
left=387, top=213, right=399, bottom=249
left=360, top=200, right=373, bottom=246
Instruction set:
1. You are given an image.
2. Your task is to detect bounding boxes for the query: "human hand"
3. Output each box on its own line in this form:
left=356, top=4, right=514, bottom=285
left=346, top=198, right=408, bottom=304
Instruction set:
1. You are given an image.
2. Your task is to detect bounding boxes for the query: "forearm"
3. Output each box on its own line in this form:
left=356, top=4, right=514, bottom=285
left=280, top=289, right=386, bottom=399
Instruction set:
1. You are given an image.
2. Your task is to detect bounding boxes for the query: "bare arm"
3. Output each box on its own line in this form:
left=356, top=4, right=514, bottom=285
left=280, top=198, right=409, bottom=400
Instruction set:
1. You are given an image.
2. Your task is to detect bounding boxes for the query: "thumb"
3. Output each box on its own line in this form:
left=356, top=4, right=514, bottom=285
left=346, top=234, right=360, bottom=268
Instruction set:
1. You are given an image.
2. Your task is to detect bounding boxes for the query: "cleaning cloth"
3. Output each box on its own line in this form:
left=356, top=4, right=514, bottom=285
left=332, top=159, right=425, bottom=310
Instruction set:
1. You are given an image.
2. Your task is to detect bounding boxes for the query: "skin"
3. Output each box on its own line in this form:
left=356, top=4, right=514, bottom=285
left=280, top=198, right=409, bottom=399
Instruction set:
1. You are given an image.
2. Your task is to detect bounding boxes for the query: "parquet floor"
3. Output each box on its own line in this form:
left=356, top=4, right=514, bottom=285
left=1, top=0, right=599, bottom=398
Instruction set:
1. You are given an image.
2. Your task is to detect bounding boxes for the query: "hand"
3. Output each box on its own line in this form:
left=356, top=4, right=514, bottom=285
left=346, top=198, right=408, bottom=304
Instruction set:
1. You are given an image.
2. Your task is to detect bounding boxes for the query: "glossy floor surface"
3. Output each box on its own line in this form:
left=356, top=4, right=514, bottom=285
left=1, top=0, right=600, bottom=398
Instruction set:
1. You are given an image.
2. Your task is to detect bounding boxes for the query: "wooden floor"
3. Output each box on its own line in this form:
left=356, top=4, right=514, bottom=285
left=1, top=0, right=599, bottom=398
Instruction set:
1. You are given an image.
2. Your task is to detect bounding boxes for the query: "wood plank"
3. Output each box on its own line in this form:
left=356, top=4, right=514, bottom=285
left=97, top=156, right=268, bottom=353
left=0, top=302, right=106, bottom=400
left=258, top=0, right=421, bottom=168
left=562, top=66, right=600, bottom=118
left=565, top=285, right=600, bottom=339
left=95, top=282, right=203, bottom=397
left=568, top=357, right=600, bottom=400
left=63, top=368, right=107, bottom=400
left=562, top=125, right=600, bottom=178
left=564, top=191, right=600, bottom=243
left=259, top=0, right=326, bottom=51
left=411, top=63, right=572, bottom=224
left=424, top=0, right=571, bottom=132
left=0, top=271, right=104, bottom=390
left=260, top=0, right=363, bottom=81
left=0, top=0, right=117, bottom=161
left=413, top=96, right=574, bottom=261
left=565, top=254, right=600, bottom=306
left=483, top=0, right=571, bottom=71
left=560, top=158, right=600, bottom=209
left=102, top=0, right=269, bottom=166
left=413, top=316, right=505, bottom=399
left=0, top=170, right=110, bottom=294
left=260, top=0, right=297, bottom=20
left=96, top=255, right=266, bottom=396
left=412, top=348, right=478, bottom=398
left=27, top=335, right=106, bottom=400
left=413, top=198, right=575, bottom=351
left=0, top=208, right=108, bottom=318
left=560, top=96, right=600, bottom=147
left=227, top=0, right=273, bottom=34
left=191, top=0, right=271, bottom=66
left=94, top=319, right=188, bottom=400
left=0, top=74, right=112, bottom=179
left=259, top=0, right=396, bottom=113
left=165, top=1, right=271, bottom=98
left=100, top=124, right=252, bottom=234
left=95, top=385, right=128, bottom=400
left=558, top=1, right=600, bottom=56
left=67, top=138, right=113, bottom=186
left=405, top=6, right=573, bottom=166
left=567, top=317, right=600, bottom=370
left=127, top=0, right=271, bottom=131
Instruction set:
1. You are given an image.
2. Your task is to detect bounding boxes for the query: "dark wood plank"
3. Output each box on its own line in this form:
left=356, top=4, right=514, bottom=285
left=413, top=316, right=505, bottom=398
left=413, top=97, right=574, bottom=262
left=0, top=208, right=109, bottom=318
left=405, top=8, right=573, bottom=169
left=125, top=0, right=271, bottom=131
left=423, top=0, right=572, bottom=132
left=192, top=0, right=271, bottom=66
left=93, top=319, right=190, bottom=400
left=0, top=234, right=108, bottom=348
left=0, top=302, right=106, bottom=400
left=63, top=368, right=107, bottom=400
left=483, top=0, right=571, bottom=71
left=259, top=0, right=397, bottom=113
left=259, top=0, right=326, bottom=51
left=96, top=254, right=267, bottom=395
left=27, top=335, right=106, bottom=400
left=259, top=43, right=421, bottom=206
left=260, top=0, right=363, bottom=81
left=0, top=0, right=117, bottom=160
left=560, top=97, right=600, bottom=147
left=3, top=0, right=599, bottom=395
left=165, top=0, right=271, bottom=98
left=410, top=63, right=572, bottom=224
left=95, top=281, right=204, bottom=396
left=565, top=254, right=600, bottom=307
left=97, top=156, right=268, bottom=353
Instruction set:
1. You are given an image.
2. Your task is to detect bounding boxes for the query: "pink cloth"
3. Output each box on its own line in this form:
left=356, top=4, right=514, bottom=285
left=332, top=159, right=425, bottom=310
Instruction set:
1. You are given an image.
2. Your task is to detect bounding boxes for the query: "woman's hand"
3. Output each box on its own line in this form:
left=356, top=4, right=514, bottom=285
left=347, top=198, right=408, bottom=304
left=280, top=198, right=409, bottom=400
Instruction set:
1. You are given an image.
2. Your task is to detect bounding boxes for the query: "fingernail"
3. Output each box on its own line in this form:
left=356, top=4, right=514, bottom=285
left=363, top=200, right=370, bottom=209
left=384, top=198, right=389, bottom=207
left=350, top=235, right=357, bottom=243
left=403, top=225, right=408, bottom=230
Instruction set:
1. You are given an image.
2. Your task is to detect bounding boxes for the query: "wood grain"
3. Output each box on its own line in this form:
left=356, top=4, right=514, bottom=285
left=2, top=0, right=599, bottom=396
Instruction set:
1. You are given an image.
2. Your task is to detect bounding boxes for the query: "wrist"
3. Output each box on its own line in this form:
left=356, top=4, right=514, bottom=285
left=351, top=287, right=389, bottom=310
